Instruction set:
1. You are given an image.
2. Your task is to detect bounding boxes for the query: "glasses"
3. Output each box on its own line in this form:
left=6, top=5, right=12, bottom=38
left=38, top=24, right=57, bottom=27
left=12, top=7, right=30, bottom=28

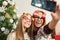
left=33, top=16, right=44, bottom=19
left=23, top=16, right=31, bottom=21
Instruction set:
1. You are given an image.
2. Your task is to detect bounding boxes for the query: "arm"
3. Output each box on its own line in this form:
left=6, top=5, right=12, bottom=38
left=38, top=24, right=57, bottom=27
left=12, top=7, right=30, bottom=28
left=48, top=5, right=60, bottom=30
left=48, top=19, right=59, bottom=30
left=43, top=23, right=53, bottom=34
left=43, top=18, right=58, bottom=34
left=44, top=5, right=60, bottom=34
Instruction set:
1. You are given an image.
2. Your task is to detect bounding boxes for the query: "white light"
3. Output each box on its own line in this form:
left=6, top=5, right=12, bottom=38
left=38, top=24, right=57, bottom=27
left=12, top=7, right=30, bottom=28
left=10, top=19, right=13, bottom=23
left=1, top=27, right=5, bottom=31
left=13, top=23, right=17, bottom=29
left=3, top=1, right=8, bottom=6
left=35, top=4, right=42, bottom=7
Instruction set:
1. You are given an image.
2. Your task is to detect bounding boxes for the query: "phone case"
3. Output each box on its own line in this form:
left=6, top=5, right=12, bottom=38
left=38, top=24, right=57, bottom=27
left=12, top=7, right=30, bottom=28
left=31, top=0, right=56, bottom=12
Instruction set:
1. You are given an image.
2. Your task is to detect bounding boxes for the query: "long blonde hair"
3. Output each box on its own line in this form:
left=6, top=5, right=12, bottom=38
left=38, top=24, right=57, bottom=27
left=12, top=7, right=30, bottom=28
left=15, top=13, right=33, bottom=40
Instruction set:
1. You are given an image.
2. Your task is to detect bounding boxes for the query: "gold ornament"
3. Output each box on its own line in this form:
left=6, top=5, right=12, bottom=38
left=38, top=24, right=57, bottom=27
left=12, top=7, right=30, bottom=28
left=5, top=13, right=11, bottom=18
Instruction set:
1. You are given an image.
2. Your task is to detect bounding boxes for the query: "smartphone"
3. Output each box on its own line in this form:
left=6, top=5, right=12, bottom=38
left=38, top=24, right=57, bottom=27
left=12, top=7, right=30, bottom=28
left=31, top=0, right=56, bottom=12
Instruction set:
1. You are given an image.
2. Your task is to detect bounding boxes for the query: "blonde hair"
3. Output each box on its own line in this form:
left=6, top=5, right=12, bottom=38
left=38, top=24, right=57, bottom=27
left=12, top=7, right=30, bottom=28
left=7, top=13, right=34, bottom=40
left=15, top=13, right=32, bottom=40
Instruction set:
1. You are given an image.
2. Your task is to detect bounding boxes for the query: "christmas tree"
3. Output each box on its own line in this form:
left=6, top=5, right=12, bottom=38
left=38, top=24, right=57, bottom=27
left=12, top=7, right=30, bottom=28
left=0, top=0, right=18, bottom=40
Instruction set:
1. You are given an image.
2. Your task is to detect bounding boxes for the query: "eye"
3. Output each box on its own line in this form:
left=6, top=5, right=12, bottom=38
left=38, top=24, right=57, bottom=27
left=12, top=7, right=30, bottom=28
left=23, top=16, right=27, bottom=19
left=25, top=17, right=28, bottom=20
left=23, top=16, right=31, bottom=21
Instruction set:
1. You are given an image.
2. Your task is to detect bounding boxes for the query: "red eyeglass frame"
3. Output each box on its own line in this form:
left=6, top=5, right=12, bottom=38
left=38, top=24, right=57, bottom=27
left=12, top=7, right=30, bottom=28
left=33, top=10, right=46, bottom=19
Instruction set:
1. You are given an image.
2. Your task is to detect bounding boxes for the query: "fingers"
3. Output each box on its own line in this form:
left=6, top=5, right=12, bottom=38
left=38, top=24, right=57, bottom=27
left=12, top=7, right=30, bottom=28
left=56, top=5, right=60, bottom=12
left=52, top=0, right=57, bottom=2
left=56, top=5, right=59, bottom=11
left=51, top=12, right=55, bottom=18
left=51, top=12, right=59, bottom=20
left=58, top=5, right=60, bottom=11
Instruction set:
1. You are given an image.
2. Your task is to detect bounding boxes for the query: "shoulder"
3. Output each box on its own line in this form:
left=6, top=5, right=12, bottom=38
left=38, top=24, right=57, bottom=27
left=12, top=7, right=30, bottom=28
left=7, top=31, right=16, bottom=40
left=24, top=32, right=30, bottom=40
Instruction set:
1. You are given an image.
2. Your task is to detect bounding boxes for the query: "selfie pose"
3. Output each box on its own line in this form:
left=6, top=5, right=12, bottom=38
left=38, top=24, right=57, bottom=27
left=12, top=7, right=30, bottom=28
left=7, top=13, right=33, bottom=40
left=31, top=5, right=60, bottom=40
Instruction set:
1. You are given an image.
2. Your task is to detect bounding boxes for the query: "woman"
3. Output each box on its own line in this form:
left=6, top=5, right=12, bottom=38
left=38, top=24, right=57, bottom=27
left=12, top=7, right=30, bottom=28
left=31, top=10, right=52, bottom=40
left=31, top=5, right=60, bottom=40
left=7, top=13, right=33, bottom=40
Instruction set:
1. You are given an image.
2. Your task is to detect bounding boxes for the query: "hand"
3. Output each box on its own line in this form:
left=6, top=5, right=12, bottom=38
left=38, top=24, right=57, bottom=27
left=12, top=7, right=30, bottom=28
left=51, top=5, right=60, bottom=21
left=52, top=0, right=57, bottom=2
left=56, top=5, right=60, bottom=19
left=48, top=0, right=60, bottom=30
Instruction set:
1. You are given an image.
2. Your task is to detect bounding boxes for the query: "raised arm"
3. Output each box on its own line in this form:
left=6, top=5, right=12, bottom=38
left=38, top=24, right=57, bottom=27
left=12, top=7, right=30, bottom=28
left=49, top=5, right=60, bottom=30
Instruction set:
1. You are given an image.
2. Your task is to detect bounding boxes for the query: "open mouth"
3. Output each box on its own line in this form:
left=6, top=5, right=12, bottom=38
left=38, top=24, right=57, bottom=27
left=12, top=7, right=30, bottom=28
left=36, top=22, right=41, bottom=24
left=25, top=22, right=30, bottom=25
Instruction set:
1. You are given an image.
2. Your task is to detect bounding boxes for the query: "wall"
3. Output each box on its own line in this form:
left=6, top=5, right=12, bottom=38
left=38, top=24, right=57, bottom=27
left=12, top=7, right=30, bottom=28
left=14, top=0, right=60, bottom=34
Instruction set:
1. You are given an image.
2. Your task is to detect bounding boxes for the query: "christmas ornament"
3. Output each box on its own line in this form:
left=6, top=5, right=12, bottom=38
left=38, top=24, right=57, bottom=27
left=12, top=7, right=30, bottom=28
left=1, top=27, right=5, bottom=31
left=14, top=9, right=16, bottom=12
left=0, top=0, right=18, bottom=40
left=0, top=16, right=5, bottom=21
left=4, top=29, right=9, bottom=34
left=10, top=19, right=13, bottom=23
left=16, top=21, right=18, bottom=25
left=0, top=7, right=5, bottom=12
left=2, top=1, right=8, bottom=7
left=9, top=1, right=15, bottom=6
left=7, top=0, right=10, bottom=3
left=5, top=13, right=11, bottom=18
left=13, top=14, right=16, bottom=19
left=13, top=23, right=16, bottom=29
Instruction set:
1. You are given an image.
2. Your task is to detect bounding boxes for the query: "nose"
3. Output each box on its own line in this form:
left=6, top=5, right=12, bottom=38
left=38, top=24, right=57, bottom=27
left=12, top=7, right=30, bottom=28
left=26, top=20, right=31, bottom=24
left=27, top=19, right=31, bottom=22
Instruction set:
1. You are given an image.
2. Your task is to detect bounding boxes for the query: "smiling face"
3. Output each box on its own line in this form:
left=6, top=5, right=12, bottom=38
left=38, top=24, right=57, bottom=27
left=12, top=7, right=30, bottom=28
left=34, top=18, right=43, bottom=27
left=22, top=14, right=31, bottom=28
left=34, top=11, right=45, bottom=27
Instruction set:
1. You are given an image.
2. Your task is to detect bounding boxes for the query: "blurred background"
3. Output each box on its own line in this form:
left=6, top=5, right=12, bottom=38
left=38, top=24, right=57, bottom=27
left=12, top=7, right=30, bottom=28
left=14, top=0, right=60, bottom=34
left=0, top=0, right=60, bottom=40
